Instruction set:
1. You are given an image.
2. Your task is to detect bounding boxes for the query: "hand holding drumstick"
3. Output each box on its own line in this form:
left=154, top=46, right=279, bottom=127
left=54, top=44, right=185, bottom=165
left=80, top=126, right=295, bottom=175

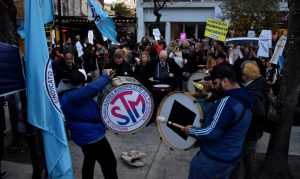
left=157, top=116, right=192, bottom=136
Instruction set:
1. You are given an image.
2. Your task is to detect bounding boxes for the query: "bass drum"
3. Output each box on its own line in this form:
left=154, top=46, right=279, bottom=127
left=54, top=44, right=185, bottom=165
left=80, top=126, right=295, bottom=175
left=187, top=71, right=209, bottom=93
left=99, top=76, right=154, bottom=134
left=157, top=92, right=211, bottom=150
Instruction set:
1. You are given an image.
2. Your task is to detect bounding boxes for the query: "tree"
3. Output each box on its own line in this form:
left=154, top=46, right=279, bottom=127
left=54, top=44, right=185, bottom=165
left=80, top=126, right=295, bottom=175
left=0, top=0, right=17, bottom=44
left=111, top=2, right=131, bottom=16
left=258, top=0, right=300, bottom=178
left=153, top=0, right=168, bottom=28
left=221, top=0, right=281, bottom=35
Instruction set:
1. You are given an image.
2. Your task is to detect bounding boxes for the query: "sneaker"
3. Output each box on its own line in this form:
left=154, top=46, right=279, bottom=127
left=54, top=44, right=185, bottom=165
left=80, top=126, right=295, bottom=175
left=1, top=171, right=8, bottom=178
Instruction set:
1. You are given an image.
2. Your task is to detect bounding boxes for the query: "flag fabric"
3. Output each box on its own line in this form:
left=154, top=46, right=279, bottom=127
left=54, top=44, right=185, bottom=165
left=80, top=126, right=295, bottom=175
left=88, top=0, right=118, bottom=44
left=19, top=0, right=53, bottom=39
left=24, top=0, right=73, bottom=178
left=42, top=0, right=54, bottom=24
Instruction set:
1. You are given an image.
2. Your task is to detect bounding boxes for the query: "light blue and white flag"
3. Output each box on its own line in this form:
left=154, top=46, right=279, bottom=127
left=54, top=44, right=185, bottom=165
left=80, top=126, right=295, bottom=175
left=88, top=0, right=118, bottom=44
left=42, top=0, right=54, bottom=24
left=19, top=0, right=54, bottom=39
left=24, top=0, right=73, bottom=178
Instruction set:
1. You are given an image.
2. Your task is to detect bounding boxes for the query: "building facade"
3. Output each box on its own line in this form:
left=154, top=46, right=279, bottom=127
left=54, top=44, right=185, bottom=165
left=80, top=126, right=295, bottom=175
left=136, top=0, right=288, bottom=44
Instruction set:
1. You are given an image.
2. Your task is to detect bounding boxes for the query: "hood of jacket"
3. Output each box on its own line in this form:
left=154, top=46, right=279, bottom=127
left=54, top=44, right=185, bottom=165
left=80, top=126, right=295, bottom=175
left=221, top=87, right=254, bottom=108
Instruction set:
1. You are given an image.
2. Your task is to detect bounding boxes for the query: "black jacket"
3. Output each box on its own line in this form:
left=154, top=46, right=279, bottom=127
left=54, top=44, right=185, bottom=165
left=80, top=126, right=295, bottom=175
left=246, top=76, right=269, bottom=141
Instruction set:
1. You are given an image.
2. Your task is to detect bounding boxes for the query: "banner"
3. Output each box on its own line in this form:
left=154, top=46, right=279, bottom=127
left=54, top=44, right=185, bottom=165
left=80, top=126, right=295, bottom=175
left=24, top=0, right=73, bottom=178
left=204, top=18, right=229, bottom=42
left=257, top=30, right=272, bottom=58
left=269, top=35, right=287, bottom=64
left=0, top=43, right=26, bottom=97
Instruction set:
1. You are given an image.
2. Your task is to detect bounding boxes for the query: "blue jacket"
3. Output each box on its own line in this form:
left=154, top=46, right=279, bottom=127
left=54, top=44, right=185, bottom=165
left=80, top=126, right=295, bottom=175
left=189, top=87, right=254, bottom=163
left=60, top=74, right=110, bottom=145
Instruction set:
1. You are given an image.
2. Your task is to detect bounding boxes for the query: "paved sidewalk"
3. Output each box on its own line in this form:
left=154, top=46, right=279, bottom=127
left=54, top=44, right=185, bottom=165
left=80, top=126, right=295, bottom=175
left=2, top=125, right=300, bottom=179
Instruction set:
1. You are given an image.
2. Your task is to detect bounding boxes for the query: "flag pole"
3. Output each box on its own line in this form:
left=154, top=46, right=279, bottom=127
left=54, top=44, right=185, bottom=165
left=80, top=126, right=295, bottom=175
left=57, top=0, right=63, bottom=53
left=20, top=90, right=46, bottom=179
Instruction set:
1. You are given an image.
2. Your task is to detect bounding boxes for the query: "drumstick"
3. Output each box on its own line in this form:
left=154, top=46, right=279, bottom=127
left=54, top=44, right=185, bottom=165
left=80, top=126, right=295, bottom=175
left=157, top=116, right=185, bottom=130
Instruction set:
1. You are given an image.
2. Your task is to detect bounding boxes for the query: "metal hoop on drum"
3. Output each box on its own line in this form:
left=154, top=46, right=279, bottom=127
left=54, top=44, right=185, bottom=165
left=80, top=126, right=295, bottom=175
left=187, top=71, right=209, bottom=93
left=99, top=76, right=154, bottom=134
left=156, top=92, right=210, bottom=150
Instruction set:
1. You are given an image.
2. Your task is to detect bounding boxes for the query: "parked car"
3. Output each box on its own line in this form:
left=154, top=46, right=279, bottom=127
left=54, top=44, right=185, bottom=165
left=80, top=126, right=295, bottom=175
left=225, top=37, right=259, bottom=47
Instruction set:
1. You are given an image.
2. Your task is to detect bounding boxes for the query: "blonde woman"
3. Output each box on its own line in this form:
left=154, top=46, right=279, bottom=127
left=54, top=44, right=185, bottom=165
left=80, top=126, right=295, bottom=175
left=134, top=52, right=151, bottom=89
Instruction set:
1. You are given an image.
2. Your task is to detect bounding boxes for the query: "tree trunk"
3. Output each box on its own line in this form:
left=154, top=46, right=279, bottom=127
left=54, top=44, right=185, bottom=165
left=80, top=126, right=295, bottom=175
left=0, top=0, right=17, bottom=44
left=258, top=1, right=300, bottom=178
left=154, top=10, right=161, bottom=28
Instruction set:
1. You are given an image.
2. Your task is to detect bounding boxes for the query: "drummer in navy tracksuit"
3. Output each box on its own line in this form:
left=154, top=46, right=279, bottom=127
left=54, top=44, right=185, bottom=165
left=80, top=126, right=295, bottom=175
left=183, top=64, right=254, bottom=179
left=58, top=69, right=118, bottom=179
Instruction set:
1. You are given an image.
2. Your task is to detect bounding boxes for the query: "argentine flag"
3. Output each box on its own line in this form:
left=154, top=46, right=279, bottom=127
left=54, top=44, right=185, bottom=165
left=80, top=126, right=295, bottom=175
left=24, top=0, right=73, bottom=178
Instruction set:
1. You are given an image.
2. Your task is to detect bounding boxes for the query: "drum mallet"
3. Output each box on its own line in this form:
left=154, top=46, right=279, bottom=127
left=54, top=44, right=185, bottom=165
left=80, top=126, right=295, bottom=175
left=157, top=116, right=185, bottom=130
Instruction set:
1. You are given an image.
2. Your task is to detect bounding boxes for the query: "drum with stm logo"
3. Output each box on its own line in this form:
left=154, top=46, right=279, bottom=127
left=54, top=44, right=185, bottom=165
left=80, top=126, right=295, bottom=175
left=99, top=76, right=154, bottom=134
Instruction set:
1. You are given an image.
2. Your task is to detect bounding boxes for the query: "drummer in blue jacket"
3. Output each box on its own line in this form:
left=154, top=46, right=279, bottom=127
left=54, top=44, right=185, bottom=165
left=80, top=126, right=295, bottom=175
left=58, top=69, right=118, bottom=179
left=183, top=63, right=254, bottom=179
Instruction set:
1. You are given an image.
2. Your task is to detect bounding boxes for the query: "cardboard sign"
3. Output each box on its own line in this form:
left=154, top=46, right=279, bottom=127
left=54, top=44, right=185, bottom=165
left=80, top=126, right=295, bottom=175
left=88, top=30, right=94, bottom=44
left=180, top=33, right=186, bottom=42
left=153, top=28, right=161, bottom=41
left=204, top=18, right=229, bottom=42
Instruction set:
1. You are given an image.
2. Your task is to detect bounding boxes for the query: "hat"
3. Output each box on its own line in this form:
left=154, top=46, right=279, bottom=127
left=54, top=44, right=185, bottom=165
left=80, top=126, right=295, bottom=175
left=204, top=63, right=236, bottom=81
left=68, top=69, right=87, bottom=85
left=243, top=63, right=260, bottom=80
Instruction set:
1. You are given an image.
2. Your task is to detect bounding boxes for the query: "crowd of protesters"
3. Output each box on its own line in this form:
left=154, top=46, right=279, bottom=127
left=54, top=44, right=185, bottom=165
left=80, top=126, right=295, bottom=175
left=51, top=33, right=282, bottom=98
left=49, top=32, right=284, bottom=179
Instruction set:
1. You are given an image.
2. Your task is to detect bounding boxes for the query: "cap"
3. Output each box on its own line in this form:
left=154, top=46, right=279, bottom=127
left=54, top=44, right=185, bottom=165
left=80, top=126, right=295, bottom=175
left=204, top=63, right=236, bottom=81
left=68, top=69, right=87, bottom=85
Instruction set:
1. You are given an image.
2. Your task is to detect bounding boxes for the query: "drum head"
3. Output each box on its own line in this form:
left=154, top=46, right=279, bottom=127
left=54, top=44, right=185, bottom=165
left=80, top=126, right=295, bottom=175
left=157, top=92, right=203, bottom=150
left=187, top=72, right=208, bottom=93
left=100, top=84, right=154, bottom=134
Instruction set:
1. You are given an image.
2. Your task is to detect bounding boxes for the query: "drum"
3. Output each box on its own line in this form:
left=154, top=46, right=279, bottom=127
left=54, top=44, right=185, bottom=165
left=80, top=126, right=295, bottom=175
left=187, top=71, right=209, bottom=93
left=157, top=92, right=211, bottom=150
left=152, top=84, right=172, bottom=92
left=99, top=76, right=154, bottom=134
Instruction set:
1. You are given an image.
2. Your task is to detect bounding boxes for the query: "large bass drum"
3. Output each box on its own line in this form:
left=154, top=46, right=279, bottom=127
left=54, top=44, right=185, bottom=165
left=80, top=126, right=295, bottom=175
left=99, top=76, right=154, bottom=134
left=157, top=92, right=211, bottom=150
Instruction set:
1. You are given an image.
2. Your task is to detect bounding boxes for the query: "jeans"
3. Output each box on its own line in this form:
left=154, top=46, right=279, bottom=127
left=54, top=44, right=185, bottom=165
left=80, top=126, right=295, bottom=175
left=189, top=151, right=236, bottom=179
left=81, top=137, right=118, bottom=179
left=230, top=140, right=257, bottom=179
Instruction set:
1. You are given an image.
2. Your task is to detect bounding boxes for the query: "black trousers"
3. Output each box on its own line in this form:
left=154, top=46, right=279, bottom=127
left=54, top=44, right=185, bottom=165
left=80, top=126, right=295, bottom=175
left=80, top=137, right=118, bottom=179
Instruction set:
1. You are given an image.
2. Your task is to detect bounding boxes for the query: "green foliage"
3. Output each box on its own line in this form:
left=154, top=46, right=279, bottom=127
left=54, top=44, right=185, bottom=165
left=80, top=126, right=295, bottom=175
left=221, top=0, right=281, bottom=34
left=111, top=2, right=131, bottom=16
